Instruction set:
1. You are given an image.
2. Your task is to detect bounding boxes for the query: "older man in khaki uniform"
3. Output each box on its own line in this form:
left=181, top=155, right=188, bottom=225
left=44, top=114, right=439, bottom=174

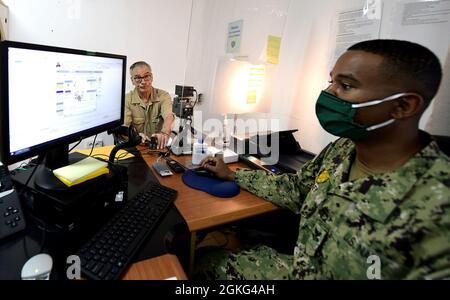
left=197, top=39, right=450, bottom=279
left=124, top=61, right=174, bottom=149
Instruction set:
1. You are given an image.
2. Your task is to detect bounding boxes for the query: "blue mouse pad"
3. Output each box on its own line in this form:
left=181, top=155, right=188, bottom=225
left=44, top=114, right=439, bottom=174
left=182, top=170, right=240, bottom=198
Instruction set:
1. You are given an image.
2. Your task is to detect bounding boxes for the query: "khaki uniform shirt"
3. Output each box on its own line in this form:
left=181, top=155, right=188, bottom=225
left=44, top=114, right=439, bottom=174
left=235, top=136, right=450, bottom=279
left=124, top=87, right=172, bottom=137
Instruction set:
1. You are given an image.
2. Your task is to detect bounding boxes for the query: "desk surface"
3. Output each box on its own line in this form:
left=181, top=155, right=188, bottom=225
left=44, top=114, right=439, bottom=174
left=139, top=149, right=278, bottom=232
left=123, top=254, right=187, bottom=280
left=120, top=148, right=278, bottom=280
left=2, top=151, right=186, bottom=280
left=1, top=148, right=275, bottom=280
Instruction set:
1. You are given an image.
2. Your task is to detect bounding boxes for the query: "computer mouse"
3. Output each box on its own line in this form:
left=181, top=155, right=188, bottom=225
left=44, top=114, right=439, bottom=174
left=193, top=167, right=216, bottom=178
left=147, top=136, right=173, bottom=149
left=21, top=253, right=53, bottom=280
left=148, top=136, right=158, bottom=149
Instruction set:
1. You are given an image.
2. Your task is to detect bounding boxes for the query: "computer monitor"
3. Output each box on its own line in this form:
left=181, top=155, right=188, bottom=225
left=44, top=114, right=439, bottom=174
left=0, top=41, right=126, bottom=189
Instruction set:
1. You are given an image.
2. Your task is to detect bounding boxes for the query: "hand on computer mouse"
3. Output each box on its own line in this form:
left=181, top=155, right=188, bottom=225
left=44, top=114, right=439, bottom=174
left=200, top=157, right=235, bottom=181
left=193, top=167, right=216, bottom=178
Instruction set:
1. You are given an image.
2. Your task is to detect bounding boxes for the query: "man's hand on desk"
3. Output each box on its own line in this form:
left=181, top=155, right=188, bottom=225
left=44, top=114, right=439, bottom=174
left=139, top=133, right=150, bottom=144
left=200, top=157, right=236, bottom=181
left=152, top=133, right=169, bottom=150
left=139, top=133, right=168, bottom=150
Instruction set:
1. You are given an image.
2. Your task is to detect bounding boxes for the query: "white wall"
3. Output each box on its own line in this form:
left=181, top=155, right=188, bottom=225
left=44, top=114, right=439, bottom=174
left=186, top=0, right=450, bottom=154
left=3, top=0, right=192, bottom=147
left=427, top=44, right=450, bottom=136
left=3, top=0, right=448, bottom=153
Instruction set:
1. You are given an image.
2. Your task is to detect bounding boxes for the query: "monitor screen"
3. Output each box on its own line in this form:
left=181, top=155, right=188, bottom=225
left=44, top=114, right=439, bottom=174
left=1, top=41, right=126, bottom=165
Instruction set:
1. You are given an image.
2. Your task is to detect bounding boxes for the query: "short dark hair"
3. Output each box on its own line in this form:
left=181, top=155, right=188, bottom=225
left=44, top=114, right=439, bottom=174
left=348, top=39, right=442, bottom=106
left=130, top=61, right=151, bottom=72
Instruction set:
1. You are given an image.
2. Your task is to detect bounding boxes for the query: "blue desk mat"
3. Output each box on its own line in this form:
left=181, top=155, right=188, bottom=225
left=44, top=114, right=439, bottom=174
left=182, top=170, right=240, bottom=198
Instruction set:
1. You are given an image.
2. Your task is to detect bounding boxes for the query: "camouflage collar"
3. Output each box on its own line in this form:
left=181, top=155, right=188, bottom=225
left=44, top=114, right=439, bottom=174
left=328, top=138, right=441, bottom=223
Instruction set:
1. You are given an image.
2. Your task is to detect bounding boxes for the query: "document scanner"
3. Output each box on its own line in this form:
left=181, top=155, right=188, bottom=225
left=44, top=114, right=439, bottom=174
left=237, top=130, right=316, bottom=174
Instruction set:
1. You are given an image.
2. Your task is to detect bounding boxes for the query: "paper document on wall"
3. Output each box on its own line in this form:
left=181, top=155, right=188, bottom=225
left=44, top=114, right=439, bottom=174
left=247, top=65, right=265, bottom=104
left=388, top=0, right=450, bottom=60
left=267, top=35, right=281, bottom=64
left=227, top=20, right=243, bottom=53
left=53, top=157, right=109, bottom=187
left=394, top=0, right=450, bottom=26
left=331, top=2, right=383, bottom=65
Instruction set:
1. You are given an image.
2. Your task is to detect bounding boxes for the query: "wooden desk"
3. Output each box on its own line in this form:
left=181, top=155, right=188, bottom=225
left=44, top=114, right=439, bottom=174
left=122, top=254, right=187, bottom=280
left=138, top=149, right=278, bottom=275
left=98, top=149, right=276, bottom=280
left=140, top=151, right=278, bottom=232
left=118, top=148, right=278, bottom=280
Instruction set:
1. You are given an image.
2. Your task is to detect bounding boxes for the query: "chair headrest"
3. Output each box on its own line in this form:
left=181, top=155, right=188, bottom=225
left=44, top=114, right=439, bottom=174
left=433, top=135, right=450, bottom=156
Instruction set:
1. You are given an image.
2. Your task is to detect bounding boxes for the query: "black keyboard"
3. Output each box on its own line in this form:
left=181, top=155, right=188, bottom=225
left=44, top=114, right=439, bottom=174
left=76, top=182, right=177, bottom=280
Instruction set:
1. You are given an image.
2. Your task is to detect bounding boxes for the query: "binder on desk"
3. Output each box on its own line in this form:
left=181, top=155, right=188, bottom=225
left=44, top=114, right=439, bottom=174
left=53, top=157, right=109, bottom=187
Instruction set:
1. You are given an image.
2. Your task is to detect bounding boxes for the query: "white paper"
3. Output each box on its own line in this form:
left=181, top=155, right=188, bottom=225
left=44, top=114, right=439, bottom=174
left=332, top=2, right=383, bottom=63
left=398, top=0, right=450, bottom=26
left=387, top=0, right=450, bottom=72
left=211, top=58, right=273, bottom=115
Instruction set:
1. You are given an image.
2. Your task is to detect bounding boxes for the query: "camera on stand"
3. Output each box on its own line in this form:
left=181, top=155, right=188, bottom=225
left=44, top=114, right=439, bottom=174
left=171, top=85, right=199, bottom=156
left=172, top=85, right=195, bottom=119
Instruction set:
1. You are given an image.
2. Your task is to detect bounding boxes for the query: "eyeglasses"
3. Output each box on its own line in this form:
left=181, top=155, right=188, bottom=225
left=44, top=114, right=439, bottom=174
left=133, top=74, right=152, bottom=83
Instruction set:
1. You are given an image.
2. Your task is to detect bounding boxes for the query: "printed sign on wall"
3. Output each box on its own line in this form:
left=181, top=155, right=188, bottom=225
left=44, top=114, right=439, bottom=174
left=227, top=20, right=243, bottom=53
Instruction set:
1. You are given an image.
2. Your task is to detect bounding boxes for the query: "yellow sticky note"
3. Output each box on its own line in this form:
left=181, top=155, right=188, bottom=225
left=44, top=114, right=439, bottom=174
left=53, top=157, right=109, bottom=187
left=267, top=35, right=281, bottom=65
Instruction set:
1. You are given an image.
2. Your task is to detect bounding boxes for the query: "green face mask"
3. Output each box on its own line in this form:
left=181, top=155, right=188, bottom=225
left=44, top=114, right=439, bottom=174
left=315, top=91, right=407, bottom=141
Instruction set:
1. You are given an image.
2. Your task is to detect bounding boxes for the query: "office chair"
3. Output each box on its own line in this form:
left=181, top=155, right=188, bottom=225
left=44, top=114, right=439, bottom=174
left=433, top=135, right=450, bottom=156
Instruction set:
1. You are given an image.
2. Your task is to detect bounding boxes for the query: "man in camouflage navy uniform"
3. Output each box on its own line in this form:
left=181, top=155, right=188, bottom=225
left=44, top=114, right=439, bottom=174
left=197, top=39, right=450, bottom=279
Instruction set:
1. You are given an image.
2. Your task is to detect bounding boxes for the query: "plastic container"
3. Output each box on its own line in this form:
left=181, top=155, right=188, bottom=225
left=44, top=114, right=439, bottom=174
left=192, top=139, right=209, bottom=165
